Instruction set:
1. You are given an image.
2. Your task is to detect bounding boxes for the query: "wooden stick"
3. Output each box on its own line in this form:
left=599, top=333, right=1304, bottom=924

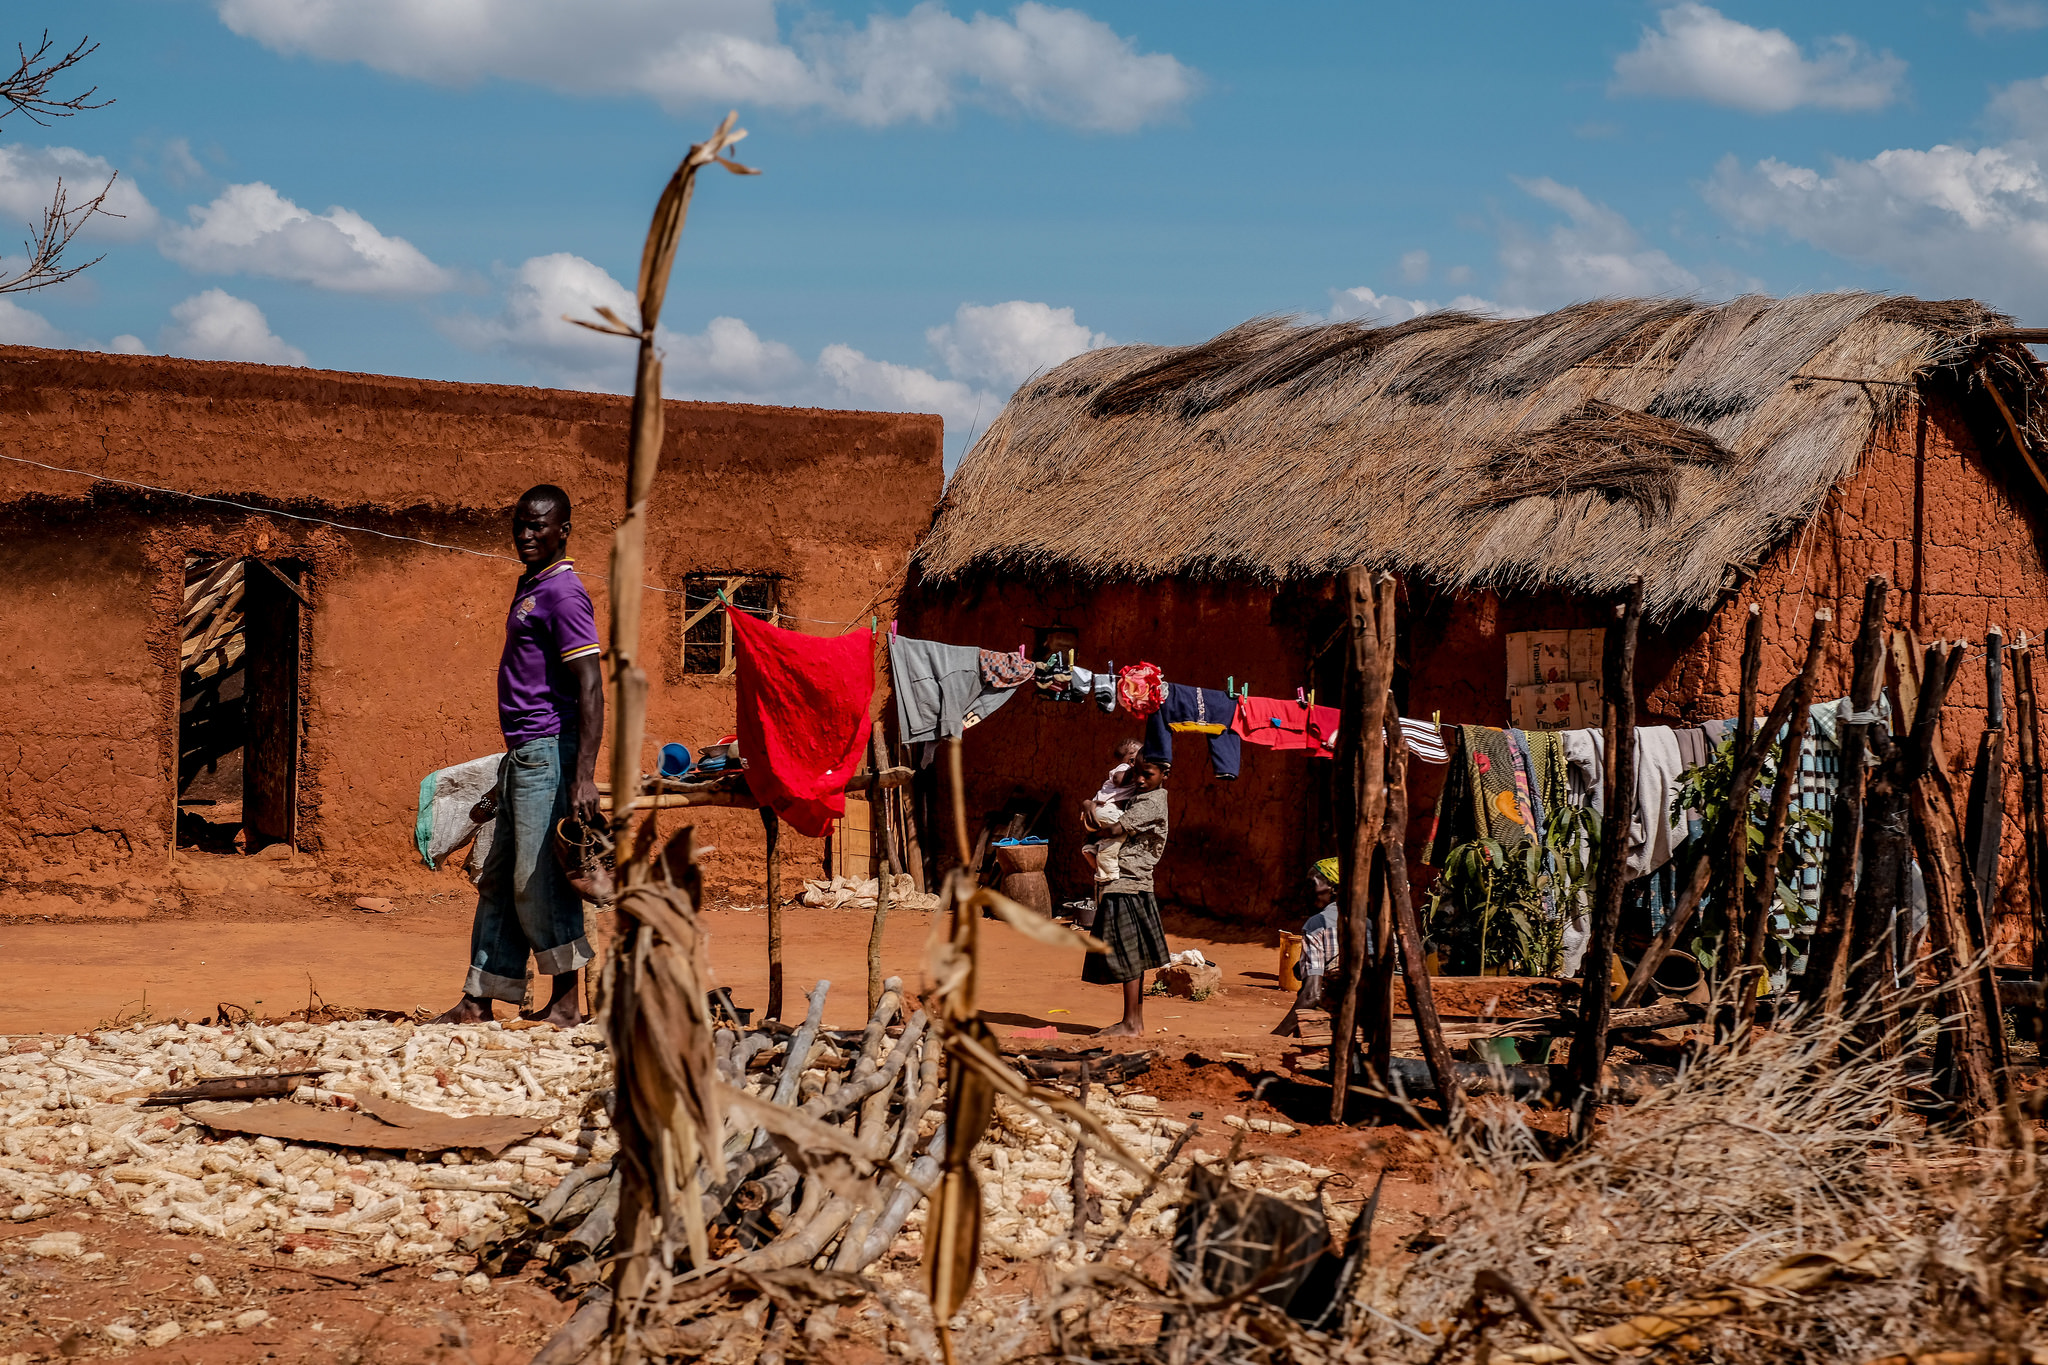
left=1903, top=643, right=2007, bottom=1130
left=596, top=766, right=914, bottom=811
left=1567, top=577, right=1642, bottom=1146
left=1068, top=1058, right=1091, bottom=1240
left=1721, top=604, right=1765, bottom=977
left=1382, top=705, right=1463, bottom=1130
left=2016, top=642, right=2048, bottom=980
left=1798, top=576, right=1889, bottom=1013
left=1329, top=568, right=1395, bottom=1122
left=1737, top=611, right=1831, bottom=1029
left=1966, top=627, right=2007, bottom=920
left=1619, top=671, right=1807, bottom=1009
left=867, top=723, right=897, bottom=1018
left=762, top=806, right=783, bottom=1023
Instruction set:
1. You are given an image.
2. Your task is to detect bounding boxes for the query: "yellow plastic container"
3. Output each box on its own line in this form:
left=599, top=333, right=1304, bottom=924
left=1277, top=931, right=1304, bottom=991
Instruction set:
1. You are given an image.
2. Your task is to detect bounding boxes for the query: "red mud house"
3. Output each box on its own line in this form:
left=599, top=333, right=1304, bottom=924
left=0, top=348, right=941, bottom=912
left=903, top=294, right=2048, bottom=953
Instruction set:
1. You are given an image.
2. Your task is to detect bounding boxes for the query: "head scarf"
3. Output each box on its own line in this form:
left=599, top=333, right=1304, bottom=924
left=1313, top=857, right=1340, bottom=886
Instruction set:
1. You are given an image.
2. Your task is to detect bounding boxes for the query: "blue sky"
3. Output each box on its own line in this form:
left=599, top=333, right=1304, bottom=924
left=6, top=1, right=2048, bottom=465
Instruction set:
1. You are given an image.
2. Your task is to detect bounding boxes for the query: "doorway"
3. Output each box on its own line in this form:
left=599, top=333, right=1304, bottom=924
left=177, top=555, right=304, bottom=853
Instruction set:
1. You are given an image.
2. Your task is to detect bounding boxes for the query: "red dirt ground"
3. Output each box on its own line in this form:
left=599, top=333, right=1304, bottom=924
left=0, top=874, right=1498, bottom=1360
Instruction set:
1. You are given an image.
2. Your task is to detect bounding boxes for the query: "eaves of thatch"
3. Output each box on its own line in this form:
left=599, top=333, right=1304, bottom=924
left=915, top=293, right=2042, bottom=621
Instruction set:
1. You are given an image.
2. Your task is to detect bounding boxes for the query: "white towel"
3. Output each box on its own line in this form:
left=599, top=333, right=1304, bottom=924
left=1628, top=726, right=1689, bottom=878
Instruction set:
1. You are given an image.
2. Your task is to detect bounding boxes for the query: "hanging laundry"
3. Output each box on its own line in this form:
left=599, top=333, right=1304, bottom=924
left=1525, top=730, right=1568, bottom=824
left=731, top=610, right=876, bottom=840
left=1116, top=662, right=1167, bottom=718
left=1066, top=665, right=1118, bottom=712
left=1505, top=729, right=1543, bottom=842
left=1427, top=726, right=1533, bottom=864
left=1626, top=725, right=1689, bottom=878
left=1400, top=717, right=1451, bottom=764
left=1142, top=683, right=1242, bottom=779
left=980, top=648, right=1036, bottom=689
left=1560, top=729, right=1603, bottom=814
left=1230, top=695, right=1339, bottom=758
left=888, top=636, right=1019, bottom=745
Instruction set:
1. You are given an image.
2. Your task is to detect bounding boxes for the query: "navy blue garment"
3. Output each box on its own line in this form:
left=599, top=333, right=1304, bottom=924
left=1143, top=683, right=1242, bottom=779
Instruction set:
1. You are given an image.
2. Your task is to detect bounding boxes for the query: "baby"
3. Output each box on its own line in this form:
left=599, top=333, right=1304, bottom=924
left=1081, top=739, right=1143, bottom=884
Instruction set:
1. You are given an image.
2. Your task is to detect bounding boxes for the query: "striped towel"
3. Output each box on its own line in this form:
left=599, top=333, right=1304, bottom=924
left=1399, top=717, right=1451, bottom=764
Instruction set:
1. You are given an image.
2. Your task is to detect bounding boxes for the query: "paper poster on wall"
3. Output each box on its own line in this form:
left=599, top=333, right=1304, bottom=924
left=1505, top=627, right=1608, bottom=727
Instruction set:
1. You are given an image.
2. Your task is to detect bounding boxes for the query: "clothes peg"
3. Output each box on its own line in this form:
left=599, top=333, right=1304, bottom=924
left=870, top=615, right=878, bottom=632
left=1227, top=676, right=1234, bottom=696
left=889, top=621, right=898, bottom=637
left=1308, top=689, right=1316, bottom=709
left=1295, top=687, right=1306, bottom=705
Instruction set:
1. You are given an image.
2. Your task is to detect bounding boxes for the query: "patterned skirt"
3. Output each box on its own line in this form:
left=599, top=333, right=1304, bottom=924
left=1083, top=890, right=1170, bottom=984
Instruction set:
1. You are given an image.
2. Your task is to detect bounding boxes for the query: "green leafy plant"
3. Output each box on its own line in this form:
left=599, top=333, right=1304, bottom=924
left=1427, top=800, right=1596, bottom=977
left=1672, top=735, right=1830, bottom=982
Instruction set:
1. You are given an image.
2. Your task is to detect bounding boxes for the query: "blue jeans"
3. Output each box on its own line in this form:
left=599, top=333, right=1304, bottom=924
left=464, top=735, right=594, bottom=1003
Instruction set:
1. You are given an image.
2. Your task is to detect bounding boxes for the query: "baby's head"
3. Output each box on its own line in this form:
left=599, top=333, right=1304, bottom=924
left=1114, top=738, right=1142, bottom=765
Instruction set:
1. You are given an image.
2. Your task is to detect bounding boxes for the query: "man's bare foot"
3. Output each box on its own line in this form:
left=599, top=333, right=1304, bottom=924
left=519, top=996, right=584, bottom=1028
left=518, top=971, right=584, bottom=1027
left=1095, top=1019, right=1143, bottom=1038
left=432, top=995, right=495, bottom=1025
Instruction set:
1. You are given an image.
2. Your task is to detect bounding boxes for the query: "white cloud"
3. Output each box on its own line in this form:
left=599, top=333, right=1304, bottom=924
left=925, top=300, right=1108, bottom=387
left=106, top=334, right=149, bottom=354
left=1327, top=286, right=1526, bottom=324
left=1397, top=249, right=1431, bottom=283
left=1611, top=4, right=1904, bottom=114
left=0, top=298, right=62, bottom=346
left=443, top=253, right=1111, bottom=445
left=214, top=0, right=1198, bottom=132
left=160, top=182, right=456, bottom=296
left=1707, top=144, right=2048, bottom=312
left=1970, top=0, right=2048, bottom=33
left=0, top=145, right=160, bottom=240
left=1491, top=178, right=1702, bottom=308
left=159, top=289, right=307, bottom=365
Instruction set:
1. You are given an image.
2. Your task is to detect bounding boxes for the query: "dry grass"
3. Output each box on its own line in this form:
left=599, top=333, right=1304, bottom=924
left=917, top=293, right=2012, bottom=619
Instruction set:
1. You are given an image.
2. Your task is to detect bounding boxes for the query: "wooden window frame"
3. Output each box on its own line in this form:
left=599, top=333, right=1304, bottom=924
left=680, top=574, right=781, bottom=677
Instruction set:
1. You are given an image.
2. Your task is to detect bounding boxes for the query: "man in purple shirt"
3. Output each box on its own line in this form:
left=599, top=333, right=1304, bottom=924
left=436, top=484, right=606, bottom=1027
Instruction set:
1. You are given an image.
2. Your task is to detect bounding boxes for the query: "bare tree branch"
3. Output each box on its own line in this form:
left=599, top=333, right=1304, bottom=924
left=0, top=174, right=114, bottom=296
left=1, top=32, right=110, bottom=127
left=0, top=33, right=116, bottom=297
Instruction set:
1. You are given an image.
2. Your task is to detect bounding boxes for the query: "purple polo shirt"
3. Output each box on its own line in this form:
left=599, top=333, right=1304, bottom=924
left=498, top=558, right=602, bottom=745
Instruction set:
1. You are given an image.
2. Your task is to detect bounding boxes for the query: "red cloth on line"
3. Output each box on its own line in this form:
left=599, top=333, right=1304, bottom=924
left=730, top=610, right=875, bottom=839
left=1230, top=696, right=1340, bottom=759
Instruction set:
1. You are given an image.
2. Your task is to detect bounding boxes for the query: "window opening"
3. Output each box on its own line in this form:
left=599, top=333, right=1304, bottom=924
left=176, top=554, right=304, bottom=853
left=680, top=574, right=780, bottom=676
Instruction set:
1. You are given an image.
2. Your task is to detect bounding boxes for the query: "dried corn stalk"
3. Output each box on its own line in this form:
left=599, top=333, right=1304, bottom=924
left=921, top=736, right=1147, bottom=1365
left=573, top=112, right=756, bottom=1365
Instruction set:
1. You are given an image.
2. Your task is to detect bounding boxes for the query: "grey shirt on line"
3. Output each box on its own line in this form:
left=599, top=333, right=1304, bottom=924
left=889, top=636, right=1018, bottom=745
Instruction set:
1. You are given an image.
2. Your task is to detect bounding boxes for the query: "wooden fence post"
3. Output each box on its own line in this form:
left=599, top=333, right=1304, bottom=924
left=1567, top=577, right=1642, bottom=1146
left=762, top=806, right=783, bottom=1022
left=1328, top=568, right=1394, bottom=1123
left=1382, top=716, right=1463, bottom=1128
left=1798, top=576, right=1888, bottom=1012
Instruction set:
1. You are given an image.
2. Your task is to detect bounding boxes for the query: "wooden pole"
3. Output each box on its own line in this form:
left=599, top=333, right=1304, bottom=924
left=1965, top=627, right=2007, bottom=920
left=1798, top=577, right=1889, bottom=1012
left=867, top=720, right=898, bottom=1017
left=1362, top=575, right=1402, bottom=1086
left=1567, top=577, right=1642, bottom=1146
left=1328, top=568, right=1394, bottom=1123
left=1903, top=643, right=2007, bottom=1130
left=2016, top=641, right=2048, bottom=979
left=762, top=806, right=784, bottom=1023
left=1736, top=611, right=1831, bottom=1029
left=1382, top=713, right=1463, bottom=1129
left=1720, top=605, right=1765, bottom=977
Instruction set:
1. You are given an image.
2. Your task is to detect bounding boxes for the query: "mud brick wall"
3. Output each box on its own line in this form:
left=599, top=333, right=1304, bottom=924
left=0, top=347, right=941, bottom=905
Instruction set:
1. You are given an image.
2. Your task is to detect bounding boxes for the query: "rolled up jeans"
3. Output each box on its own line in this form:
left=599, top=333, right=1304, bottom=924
left=464, top=735, right=595, bottom=1003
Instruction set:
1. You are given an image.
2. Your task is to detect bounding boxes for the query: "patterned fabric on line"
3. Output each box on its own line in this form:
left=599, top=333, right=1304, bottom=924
left=980, top=649, right=1036, bottom=689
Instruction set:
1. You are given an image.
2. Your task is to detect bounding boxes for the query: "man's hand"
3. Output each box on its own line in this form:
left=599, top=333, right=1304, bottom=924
left=571, top=775, right=602, bottom=826
left=470, top=795, right=498, bottom=824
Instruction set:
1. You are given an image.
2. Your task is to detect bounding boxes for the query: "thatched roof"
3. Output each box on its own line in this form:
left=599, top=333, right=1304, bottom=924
left=916, top=293, right=2020, bottom=619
